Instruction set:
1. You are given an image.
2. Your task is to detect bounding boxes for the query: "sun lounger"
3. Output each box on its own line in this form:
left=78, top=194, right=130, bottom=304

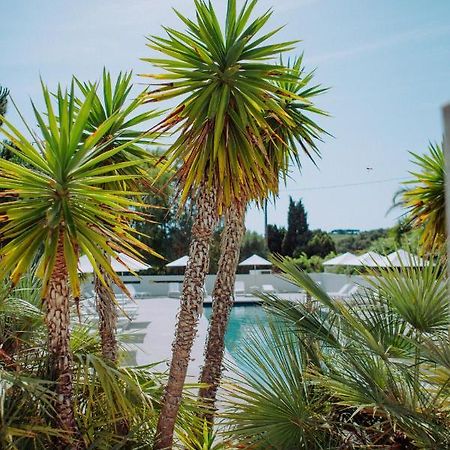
left=234, top=281, right=245, bottom=296
left=122, top=350, right=137, bottom=366
left=168, top=282, right=181, bottom=298
left=262, top=284, right=277, bottom=294
left=124, top=320, right=150, bottom=330
left=330, top=284, right=359, bottom=299
left=329, top=283, right=351, bottom=298
left=124, top=284, right=136, bottom=299
left=346, top=285, right=359, bottom=296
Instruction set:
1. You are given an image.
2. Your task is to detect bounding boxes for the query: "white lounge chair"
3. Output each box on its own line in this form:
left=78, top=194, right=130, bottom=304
left=168, top=282, right=181, bottom=298
left=329, top=283, right=351, bottom=298
left=234, top=281, right=245, bottom=296
left=346, top=285, right=359, bottom=296
left=124, top=284, right=136, bottom=299
left=113, top=285, right=138, bottom=319
left=115, top=284, right=136, bottom=302
left=330, top=283, right=359, bottom=299
left=262, top=284, right=277, bottom=294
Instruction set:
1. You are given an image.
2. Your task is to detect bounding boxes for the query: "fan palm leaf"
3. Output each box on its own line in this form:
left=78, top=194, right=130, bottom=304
left=241, top=254, right=450, bottom=448
left=224, top=319, right=337, bottom=449
left=365, top=256, right=447, bottom=335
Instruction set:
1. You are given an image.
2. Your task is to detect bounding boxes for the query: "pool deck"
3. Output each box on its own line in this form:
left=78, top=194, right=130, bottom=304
left=130, top=297, right=235, bottom=377
left=119, top=293, right=305, bottom=375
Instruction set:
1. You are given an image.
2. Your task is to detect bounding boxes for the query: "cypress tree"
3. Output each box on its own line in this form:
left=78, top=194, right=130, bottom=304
left=282, top=197, right=311, bottom=256
left=267, top=224, right=286, bottom=254
left=0, top=86, right=8, bottom=126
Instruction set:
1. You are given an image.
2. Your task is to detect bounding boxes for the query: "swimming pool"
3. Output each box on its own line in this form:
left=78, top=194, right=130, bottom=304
left=203, top=304, right=266, bottom=361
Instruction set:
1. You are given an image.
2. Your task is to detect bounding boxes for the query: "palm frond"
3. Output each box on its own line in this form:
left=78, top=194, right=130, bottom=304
left=400, top=143, right=445, bottom=251
left=227, top=254, right=450, bottom=448
left=142, top=0, right=313, bottom=210
left=0, top=81, right=152, bottom=299
left=224, top=318, right=336, bottom=449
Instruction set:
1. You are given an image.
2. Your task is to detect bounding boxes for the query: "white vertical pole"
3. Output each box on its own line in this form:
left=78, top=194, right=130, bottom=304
left=443, top=104, right=450, bottom=311
left=264, top=198, right=268, bottom=248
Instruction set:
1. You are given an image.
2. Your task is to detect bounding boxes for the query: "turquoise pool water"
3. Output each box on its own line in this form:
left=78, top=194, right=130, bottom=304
left=203, top=304, right=265, bottom=362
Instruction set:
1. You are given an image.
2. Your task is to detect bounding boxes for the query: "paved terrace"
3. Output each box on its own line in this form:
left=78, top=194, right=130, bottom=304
left=82, top=272, right=371, bottom=375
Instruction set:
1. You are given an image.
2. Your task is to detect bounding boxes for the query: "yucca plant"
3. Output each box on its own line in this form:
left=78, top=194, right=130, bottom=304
left=199, top=55, right=327, bottom=425
left=400, top=143, right=445, bottom=251
left=0, top=82, right=150, bottom=449
left=75, top=70, right=159, bottom=363
left=0, top=270, right=208, bottom=449
left=179, top=419, right=229, bottom=450
left=142, top=0, right=306, bottom=446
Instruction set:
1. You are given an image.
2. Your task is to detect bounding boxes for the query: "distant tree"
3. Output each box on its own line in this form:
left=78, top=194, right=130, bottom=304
left=334, top=228, right=388, bottom=253
left=0, top=86, right=8, bottom=124
left=292, top=253, right=324, bottom=272
left=282, top=197, right=311, bottom=256
left=389, top=220, right=412, bottom=246
left=369, top=221, right=419, bottom=255
left=240, top=231, right=268, bottom=261
left=136, top=174, right=193, bottom=271
left=0, top=86, right=20, bottom=165
left=0, top=86, right=10, bottom=157
left=167, top=209, right=193, bottom=262
left=267, top=224, right=286, bottom=255
left=304, top=230, right=336, bottom=258
left=369, top=236, right=398, bottom=255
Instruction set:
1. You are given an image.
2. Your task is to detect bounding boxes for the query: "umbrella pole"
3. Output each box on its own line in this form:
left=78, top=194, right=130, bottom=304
left=443, top=103, right=450, bottom=336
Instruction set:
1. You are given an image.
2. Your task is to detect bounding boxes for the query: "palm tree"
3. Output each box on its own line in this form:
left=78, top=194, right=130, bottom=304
left=199, top=55, right=328, bottom=425
left=0, top=82, right=150, bottom=449
left=399, top=143, right=445, bottom=251
left=226, top=255, right=449, bottom=448
left=75, top=70, right=159, bottom=363
left=0, top=272, right=208, bottom=448
left=142, top=1, right=300, bottom=446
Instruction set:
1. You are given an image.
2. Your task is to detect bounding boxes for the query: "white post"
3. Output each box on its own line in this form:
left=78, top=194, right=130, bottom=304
left=443, top=104, right=450, bottom=302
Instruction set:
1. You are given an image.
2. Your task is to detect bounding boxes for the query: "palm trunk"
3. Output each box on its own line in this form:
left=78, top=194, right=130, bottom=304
left=44, top=232, right=84, bottom=450
left=95, top=265, right=131, bottom=437
left=94, top=265, right=118, bottom=363
left=154, top=184, right=218, bottom=450
left=198, top=202, right=246, bottom=425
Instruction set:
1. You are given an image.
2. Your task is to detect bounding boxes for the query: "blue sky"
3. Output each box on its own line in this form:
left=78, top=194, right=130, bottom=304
left=1, top=0, right=450, bottom=233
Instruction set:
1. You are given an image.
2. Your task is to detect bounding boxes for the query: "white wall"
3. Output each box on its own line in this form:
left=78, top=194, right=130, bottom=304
left=83, top=272, right=371, bottom=297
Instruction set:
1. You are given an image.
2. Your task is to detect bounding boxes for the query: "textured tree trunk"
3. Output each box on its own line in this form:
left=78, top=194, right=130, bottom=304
left=153, top=184, right=218, bottom=450
left=95, top=264, right=130, bottom=436
left=95, top=264, right=118, bottom=363
left=198, top=202, right=246, bottom=425
left=44, top=233, right=85, bottom=450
